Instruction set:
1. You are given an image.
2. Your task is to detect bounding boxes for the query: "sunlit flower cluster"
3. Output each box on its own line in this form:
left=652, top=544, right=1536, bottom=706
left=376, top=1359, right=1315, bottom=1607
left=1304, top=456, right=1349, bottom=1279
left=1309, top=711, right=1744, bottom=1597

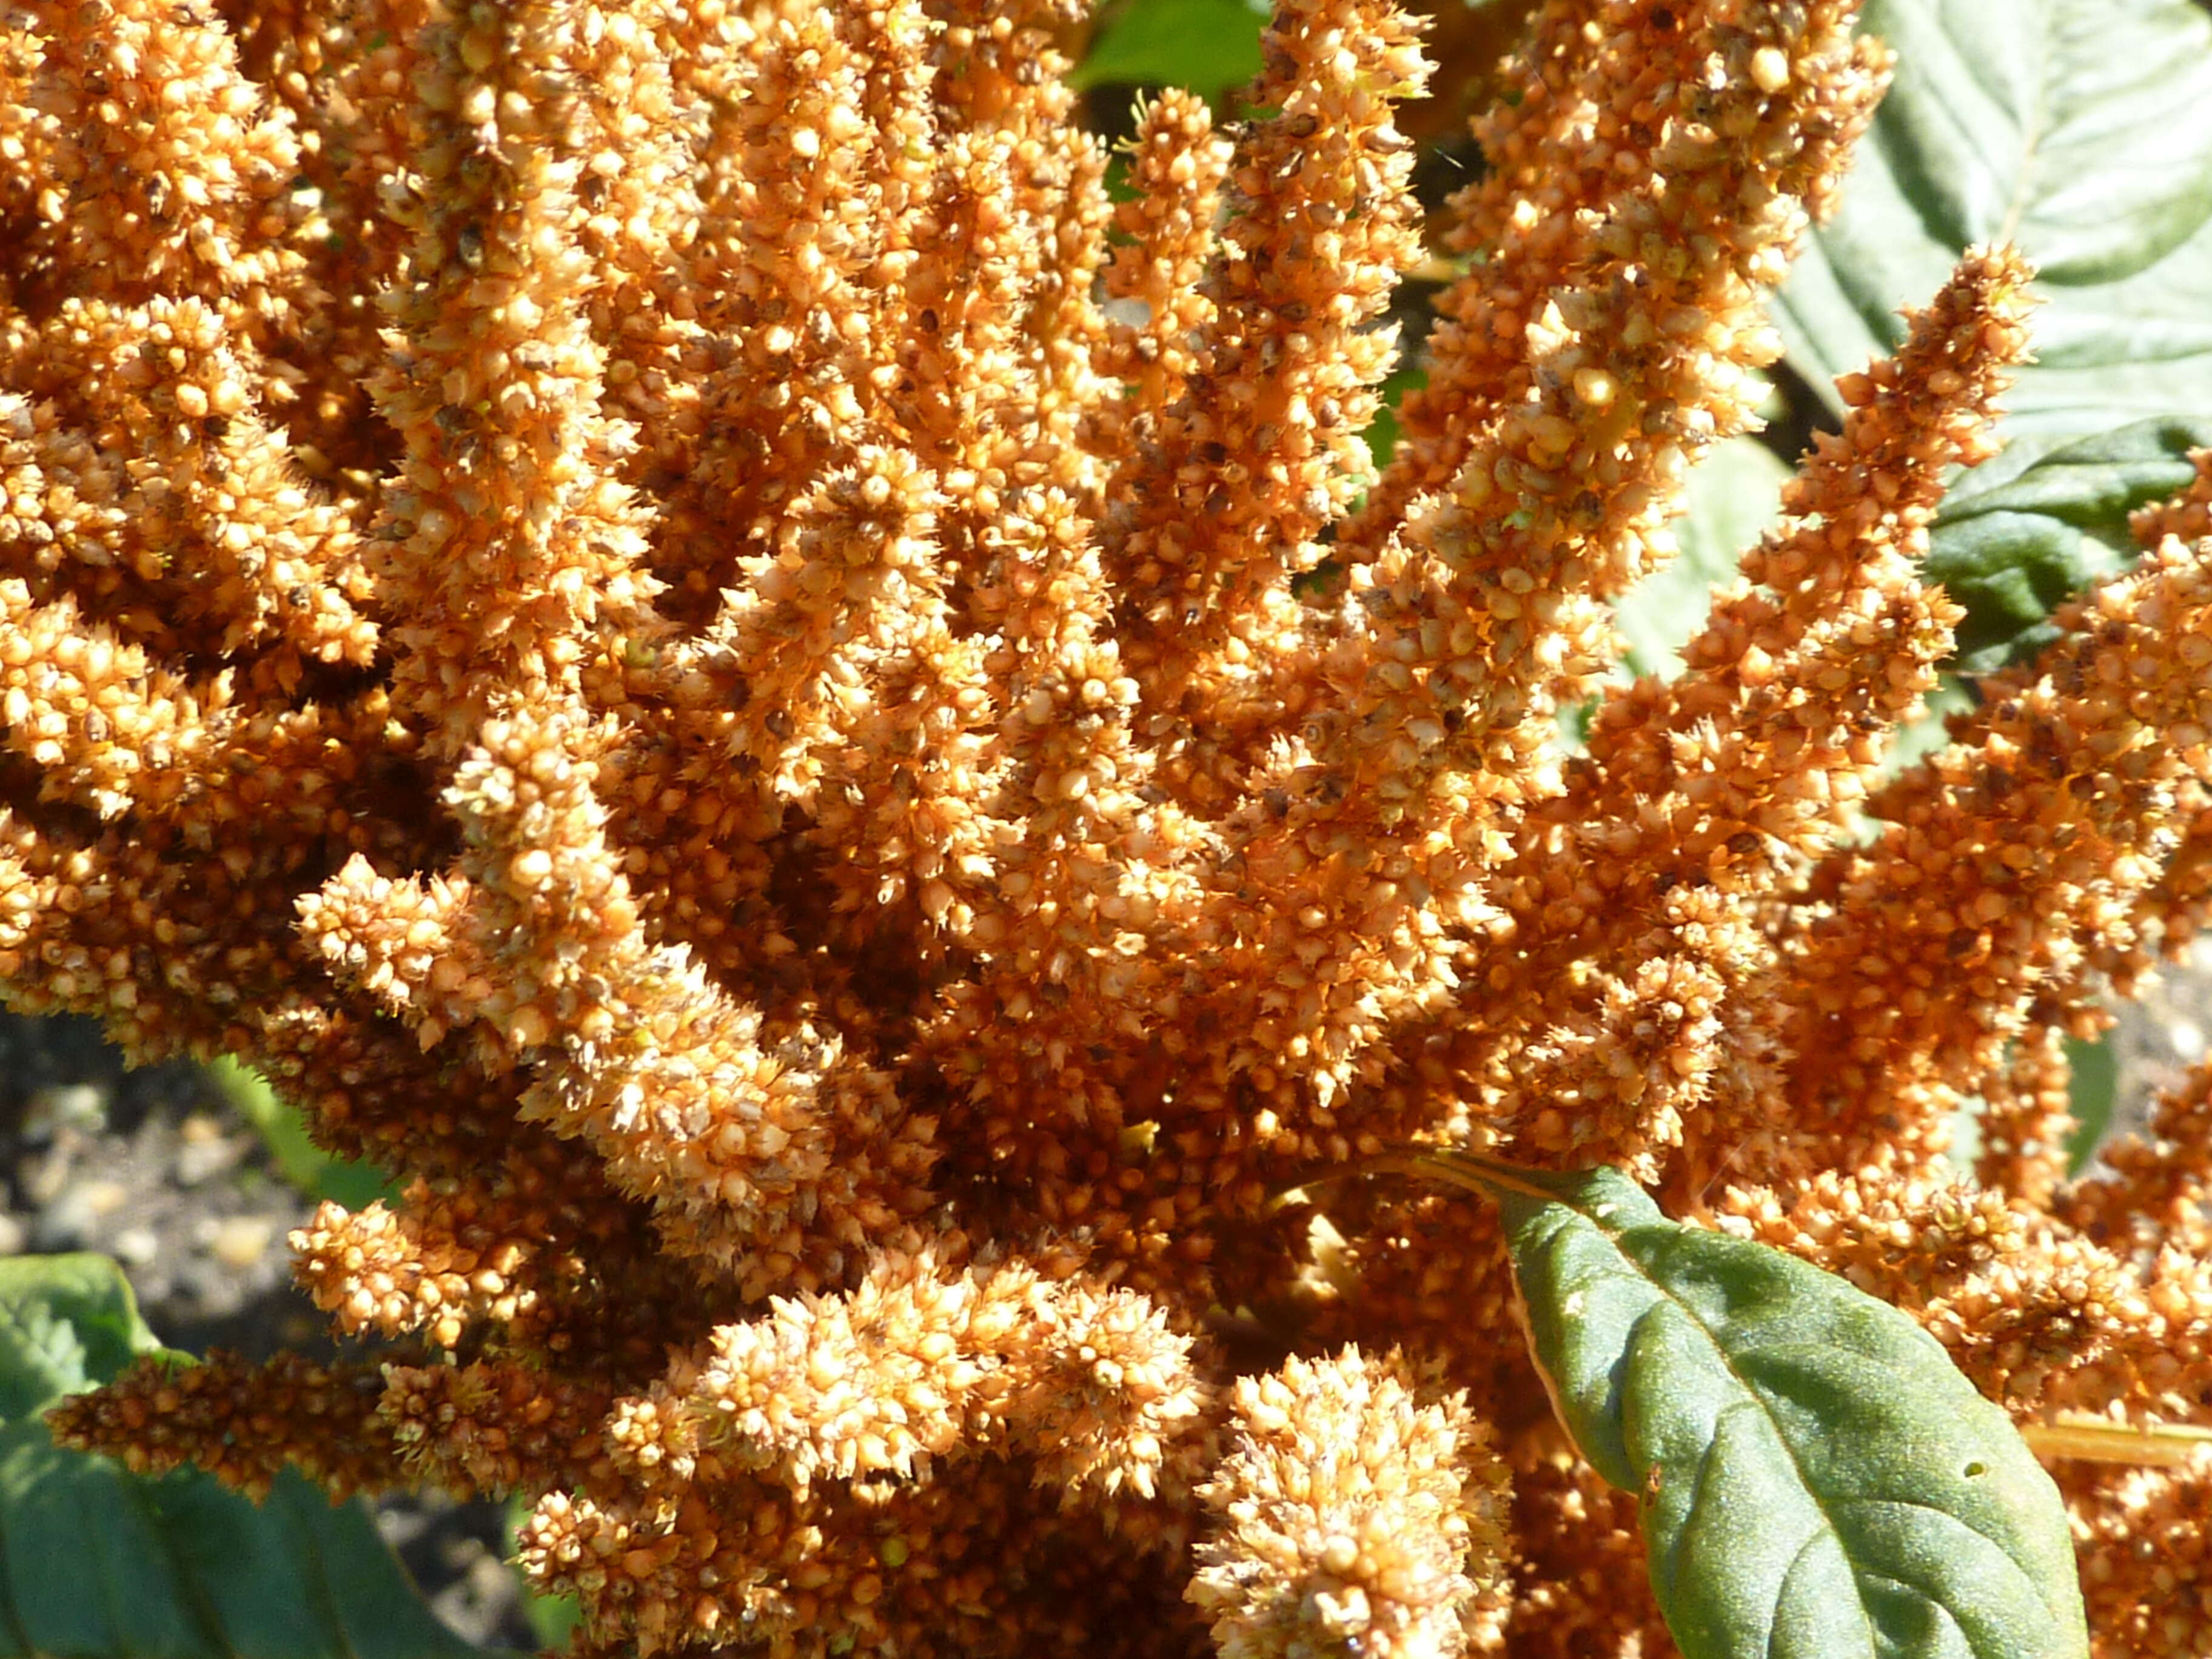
left=21, top=0, right=2212, bottom=1654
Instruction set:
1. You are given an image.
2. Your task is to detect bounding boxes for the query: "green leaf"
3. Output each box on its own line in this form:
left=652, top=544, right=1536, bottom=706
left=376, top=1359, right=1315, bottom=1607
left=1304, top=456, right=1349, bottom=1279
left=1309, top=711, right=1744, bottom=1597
left=212, top=1056, right=400, bottom=1210
left=1360, top=361, right=1427, bottom=470
left=1775, top=0, right=2212, bottom=441
left=1070, top=0, right=1271, bottom=95
left=0, top=1254, right=506, bottom=1659
left=1617, top=435, right=1793, bottom=679
left=504, top=1495, right=583, bottom=1652
left=0, top=1254, right=174, bottom=1423
left=1391, top=1154, right=2089, bottom=1659
left=1924, top=416, right=2212, bottom=669
left=2061, top=1034, right=2117, bottom=1175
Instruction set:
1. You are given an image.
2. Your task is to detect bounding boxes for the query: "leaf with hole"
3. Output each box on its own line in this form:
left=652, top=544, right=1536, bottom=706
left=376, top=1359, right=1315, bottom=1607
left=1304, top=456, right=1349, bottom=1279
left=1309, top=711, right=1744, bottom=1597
left=1389, top=1153, right=2089, bottom=1659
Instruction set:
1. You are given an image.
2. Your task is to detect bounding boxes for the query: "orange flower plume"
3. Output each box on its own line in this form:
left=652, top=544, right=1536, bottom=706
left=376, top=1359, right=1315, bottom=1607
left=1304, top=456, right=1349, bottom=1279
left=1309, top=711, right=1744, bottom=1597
left=16, top=0, right=2212, bottom=1654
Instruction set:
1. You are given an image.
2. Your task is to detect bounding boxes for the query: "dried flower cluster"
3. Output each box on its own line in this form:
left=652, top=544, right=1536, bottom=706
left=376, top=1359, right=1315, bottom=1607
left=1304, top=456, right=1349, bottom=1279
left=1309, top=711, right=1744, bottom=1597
left=17, top=0, right=2212, bottom=1654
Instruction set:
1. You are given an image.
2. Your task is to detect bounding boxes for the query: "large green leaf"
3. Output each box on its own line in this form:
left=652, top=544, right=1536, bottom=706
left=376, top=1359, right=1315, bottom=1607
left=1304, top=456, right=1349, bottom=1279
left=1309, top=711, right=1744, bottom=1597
left=1390, top=1154, right=2088, bottom=1659
left=1617, top=435, right=1792, bottom=679
left=0, top=1254, right=503, bottom=1659
left=1775, top=0, right=2212, bottom=441
left=1925, top=415, right=2212, bottom=669
left=1070, top=0, right=1270, bottom=95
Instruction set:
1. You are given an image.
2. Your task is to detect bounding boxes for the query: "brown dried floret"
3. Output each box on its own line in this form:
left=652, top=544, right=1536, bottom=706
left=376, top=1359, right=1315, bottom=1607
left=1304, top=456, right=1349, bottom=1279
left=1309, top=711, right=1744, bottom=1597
left=47, top=1351, right=396, bottom=1502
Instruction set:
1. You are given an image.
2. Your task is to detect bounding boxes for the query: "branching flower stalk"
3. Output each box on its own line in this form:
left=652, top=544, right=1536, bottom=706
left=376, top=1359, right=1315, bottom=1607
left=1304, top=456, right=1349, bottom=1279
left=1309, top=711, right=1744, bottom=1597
left=10, top=0, right=2211, bottom=1654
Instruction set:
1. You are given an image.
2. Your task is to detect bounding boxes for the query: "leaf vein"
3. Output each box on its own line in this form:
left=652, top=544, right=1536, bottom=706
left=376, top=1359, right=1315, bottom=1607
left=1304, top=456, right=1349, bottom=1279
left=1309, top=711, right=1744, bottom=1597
left=1604, top=1235, right=1877, bottom=1653
left=1829, top=1494, right=2070, bottom=1621
left=1766, top=1527, right=1829, bottom=1659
